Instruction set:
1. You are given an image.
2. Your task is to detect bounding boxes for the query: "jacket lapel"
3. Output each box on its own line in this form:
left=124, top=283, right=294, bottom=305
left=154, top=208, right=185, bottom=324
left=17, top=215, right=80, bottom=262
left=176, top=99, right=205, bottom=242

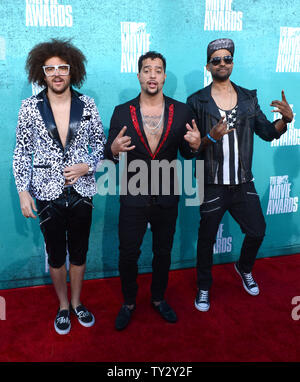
left=64, top=90, right=84, bottom=153
left=36, top=89, right=64, bottom=151
left=199, top=84, right=222, bottom=120
left=130, top=95, right=174, bottom=159
left=36, top=88, right=84, bottom=153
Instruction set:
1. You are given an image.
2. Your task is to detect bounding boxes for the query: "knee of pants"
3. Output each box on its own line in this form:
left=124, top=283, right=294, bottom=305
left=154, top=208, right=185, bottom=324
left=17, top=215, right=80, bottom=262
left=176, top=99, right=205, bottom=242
left=119, top=253, right=140, bottom=268
left=244, top=221, right=266, bottom=239
left=69, top=259, right=86, bottom=267
left=244, top=234, right=265, bottom=244
left=48, top=254, right=67, bottom=269
left=197, top=232, right=217, bottom=247
left=69, top=253, right=87, bottom=267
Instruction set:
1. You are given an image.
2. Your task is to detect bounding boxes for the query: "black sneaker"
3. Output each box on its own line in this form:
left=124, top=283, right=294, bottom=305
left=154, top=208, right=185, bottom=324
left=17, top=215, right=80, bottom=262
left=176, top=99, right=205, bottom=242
left=70, top=304, right=95, bottom=327
left=115, top=304, right=135, bottom=331
left=151, top=300, right=177, bottom=323
left=194, top=289, right=210, bottom=312
left=234, top=262, right=259, bottom=296
left=54, top=309, right=71, bottom=335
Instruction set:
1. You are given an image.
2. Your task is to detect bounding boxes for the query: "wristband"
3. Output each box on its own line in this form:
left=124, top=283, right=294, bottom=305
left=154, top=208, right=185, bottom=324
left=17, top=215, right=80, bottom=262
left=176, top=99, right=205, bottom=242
left=87, top=165, right=94, bottom=175
left=207, top=133, right=217, bottom=143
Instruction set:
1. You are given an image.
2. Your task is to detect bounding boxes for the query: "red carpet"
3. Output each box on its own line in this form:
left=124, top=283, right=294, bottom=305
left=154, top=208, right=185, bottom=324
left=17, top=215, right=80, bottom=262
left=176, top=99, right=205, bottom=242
left=1, top=254, right=300, bottom=363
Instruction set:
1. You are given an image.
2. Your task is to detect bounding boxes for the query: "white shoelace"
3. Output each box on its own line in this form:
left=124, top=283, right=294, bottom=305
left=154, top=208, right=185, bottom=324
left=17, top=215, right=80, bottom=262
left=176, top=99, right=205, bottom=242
left=244, top=272, right=256, bottom=287
left=199, top=290, right=209, bottom=301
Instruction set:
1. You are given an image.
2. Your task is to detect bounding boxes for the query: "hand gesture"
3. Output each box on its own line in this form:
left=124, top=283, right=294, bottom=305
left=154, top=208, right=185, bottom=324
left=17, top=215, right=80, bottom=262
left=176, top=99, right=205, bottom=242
left=111, top=126, right=135, bottom=156
left=63, top=163, right=89, bottom=185
left=270, top=90, right=293, bottom=123
left=210, top=116, right=234, bottom=141
left=19, top=190, right=37, bottom=219
left=184, top=119, right=201, bottom=151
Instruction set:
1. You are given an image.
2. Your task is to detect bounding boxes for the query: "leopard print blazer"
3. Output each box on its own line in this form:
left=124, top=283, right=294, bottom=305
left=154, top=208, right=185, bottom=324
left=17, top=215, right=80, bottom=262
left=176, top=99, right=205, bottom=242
left=13, top=89, right=106, bottom=200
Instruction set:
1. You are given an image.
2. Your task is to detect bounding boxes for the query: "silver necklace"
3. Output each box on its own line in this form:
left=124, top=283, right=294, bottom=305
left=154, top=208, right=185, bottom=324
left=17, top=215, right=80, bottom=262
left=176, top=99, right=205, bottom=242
left=141, top=103, right=165, bottom=135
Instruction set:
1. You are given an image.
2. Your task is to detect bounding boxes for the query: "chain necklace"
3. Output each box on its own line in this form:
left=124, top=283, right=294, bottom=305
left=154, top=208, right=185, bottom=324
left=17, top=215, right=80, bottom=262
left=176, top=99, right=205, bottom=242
left=212, top=84, right=235, bottom=111
left=140, top=102, right=165, bottom=135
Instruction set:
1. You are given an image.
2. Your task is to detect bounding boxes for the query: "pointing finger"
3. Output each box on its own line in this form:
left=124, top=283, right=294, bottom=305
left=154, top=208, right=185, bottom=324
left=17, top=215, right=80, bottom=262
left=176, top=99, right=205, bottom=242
left=117, top=126, right=127, bottom=138
left=281, top=90, right=287, bottom=103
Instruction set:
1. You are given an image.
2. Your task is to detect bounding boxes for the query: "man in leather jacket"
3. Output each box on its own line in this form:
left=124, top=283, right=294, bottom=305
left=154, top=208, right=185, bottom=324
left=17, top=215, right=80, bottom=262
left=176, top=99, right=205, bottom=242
left=186, top=38, right=293, bottom=312
left=13, top=39, right=106, bottom=334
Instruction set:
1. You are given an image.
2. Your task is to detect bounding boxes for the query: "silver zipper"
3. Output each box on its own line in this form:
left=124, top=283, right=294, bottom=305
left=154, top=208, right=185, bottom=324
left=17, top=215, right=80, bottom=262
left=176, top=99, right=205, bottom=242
left=201, top=207, right=221, bottom=213
left=203, top=197, right=220, bottom=204
left=83, top=200, right=94, bottom=208
left=38, top=204, right=50, bottom=216
left=39, top=216, right=51, bottom=226
left=247, top=192, right=259, bottom=197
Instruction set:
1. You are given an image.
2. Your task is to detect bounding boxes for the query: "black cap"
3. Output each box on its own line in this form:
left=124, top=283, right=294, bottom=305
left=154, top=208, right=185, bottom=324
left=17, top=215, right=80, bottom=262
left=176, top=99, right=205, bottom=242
left=207, top=38, right=235, bottom=62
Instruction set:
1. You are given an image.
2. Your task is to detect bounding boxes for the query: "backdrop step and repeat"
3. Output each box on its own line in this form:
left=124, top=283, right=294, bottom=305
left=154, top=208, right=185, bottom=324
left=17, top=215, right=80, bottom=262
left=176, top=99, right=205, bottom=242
left=0, top=0, right=299, bottom=289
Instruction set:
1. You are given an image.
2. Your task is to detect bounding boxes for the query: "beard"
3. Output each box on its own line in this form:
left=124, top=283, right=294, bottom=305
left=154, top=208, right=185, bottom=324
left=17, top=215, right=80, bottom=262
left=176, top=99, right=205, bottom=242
left=144, top=87, right=160, bottom=96
left=211, top=67, right=232, bottom=82
left=48, top=82, right=70, bottom=95
left=139, top=78, right=165, bottom=97
left=46, top=76, right=70, bottom=95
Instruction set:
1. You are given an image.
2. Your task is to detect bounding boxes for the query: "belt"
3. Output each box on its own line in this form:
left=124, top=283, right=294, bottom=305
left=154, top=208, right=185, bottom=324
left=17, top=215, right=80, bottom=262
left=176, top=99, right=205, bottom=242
left=146, top=195, right=158, bottom=207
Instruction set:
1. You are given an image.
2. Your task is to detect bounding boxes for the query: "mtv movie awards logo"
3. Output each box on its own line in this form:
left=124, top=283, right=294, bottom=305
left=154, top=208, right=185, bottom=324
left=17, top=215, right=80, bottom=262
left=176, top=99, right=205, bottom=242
left=204, top=67, right=212, bottom=87
left=204, top=0, right=243, bottom=31
left=276, top=27, right=300, bottom=72
left=121, top=22, right=151, bottom=73
left=266, top=175, right=298, bottom=215
left=213, top=224, right=232, bottom=255
left=26, top=0, right=73, bottom=27
left=32, top=83, right=45, bottom=95
left=271, top=105, right=298, bottom=147
left=0, top=37, right=5, bottom=61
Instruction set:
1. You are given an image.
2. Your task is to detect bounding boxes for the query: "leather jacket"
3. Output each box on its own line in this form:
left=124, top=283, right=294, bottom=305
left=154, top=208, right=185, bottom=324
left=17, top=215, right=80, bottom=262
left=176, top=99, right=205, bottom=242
left=187, top=82, right=287, bottom=184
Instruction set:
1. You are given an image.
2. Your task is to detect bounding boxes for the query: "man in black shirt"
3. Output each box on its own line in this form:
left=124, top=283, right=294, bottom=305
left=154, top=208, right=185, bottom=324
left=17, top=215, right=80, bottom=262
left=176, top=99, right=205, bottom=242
left=106, top=51, right=200, bottom=329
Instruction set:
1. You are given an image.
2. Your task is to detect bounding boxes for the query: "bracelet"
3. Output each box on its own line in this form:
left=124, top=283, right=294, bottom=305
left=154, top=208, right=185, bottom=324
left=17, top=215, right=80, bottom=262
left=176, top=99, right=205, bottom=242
left=207, top=133, right=217, bottom=143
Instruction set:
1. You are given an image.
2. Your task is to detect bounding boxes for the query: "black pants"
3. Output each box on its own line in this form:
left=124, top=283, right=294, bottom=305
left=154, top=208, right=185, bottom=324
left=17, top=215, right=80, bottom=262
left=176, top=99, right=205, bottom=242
left=118, top=203, right=178, bottom=305
left=197, top=182, right=266, bottom=290
left=36, top=187, right=93, bottom=268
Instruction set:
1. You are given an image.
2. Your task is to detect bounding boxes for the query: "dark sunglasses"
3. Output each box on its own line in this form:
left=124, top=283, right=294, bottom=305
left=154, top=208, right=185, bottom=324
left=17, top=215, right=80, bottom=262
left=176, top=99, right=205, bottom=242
left=209, top=55, right=233, bottom=66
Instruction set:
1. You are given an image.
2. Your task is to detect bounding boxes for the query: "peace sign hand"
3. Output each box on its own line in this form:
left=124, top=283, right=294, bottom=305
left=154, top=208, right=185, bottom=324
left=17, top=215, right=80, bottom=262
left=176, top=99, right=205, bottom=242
left=184, top=119, right=201, bottom=151
left=111, top=126, right=136, bottom=156
left=270, top=90, right=293, bottom=123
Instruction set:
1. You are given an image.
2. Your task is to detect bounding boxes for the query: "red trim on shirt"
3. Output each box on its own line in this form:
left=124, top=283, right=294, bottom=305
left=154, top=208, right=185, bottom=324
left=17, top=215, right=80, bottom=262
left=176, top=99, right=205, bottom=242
left=129, top=104, right=174, bottom=160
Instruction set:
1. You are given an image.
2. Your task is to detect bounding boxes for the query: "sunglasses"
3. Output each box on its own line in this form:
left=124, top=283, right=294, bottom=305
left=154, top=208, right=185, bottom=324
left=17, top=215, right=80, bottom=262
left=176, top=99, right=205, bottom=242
left=42, top=64, right=70, bottom=76
left=209, top=56, right=233, bottom=66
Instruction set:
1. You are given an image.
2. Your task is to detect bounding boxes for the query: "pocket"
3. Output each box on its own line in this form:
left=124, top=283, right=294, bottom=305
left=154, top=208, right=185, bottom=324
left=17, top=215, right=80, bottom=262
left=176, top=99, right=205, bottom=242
left=200, top=190, right=222, bottom=214
left=246, top=191, right=259, bottom=197
left=38, top=204, right=50, bottom=216
left=39, top=215, right=51, bottom=226
left=69, top=194, right=94, bottom=210
left=33, top=164, right=51, bottom=168
left=36, top=201, right=52, bottom=227
left=83, top=199, right=94, bottom=208
left=244, top=182, right=259, bottom=198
